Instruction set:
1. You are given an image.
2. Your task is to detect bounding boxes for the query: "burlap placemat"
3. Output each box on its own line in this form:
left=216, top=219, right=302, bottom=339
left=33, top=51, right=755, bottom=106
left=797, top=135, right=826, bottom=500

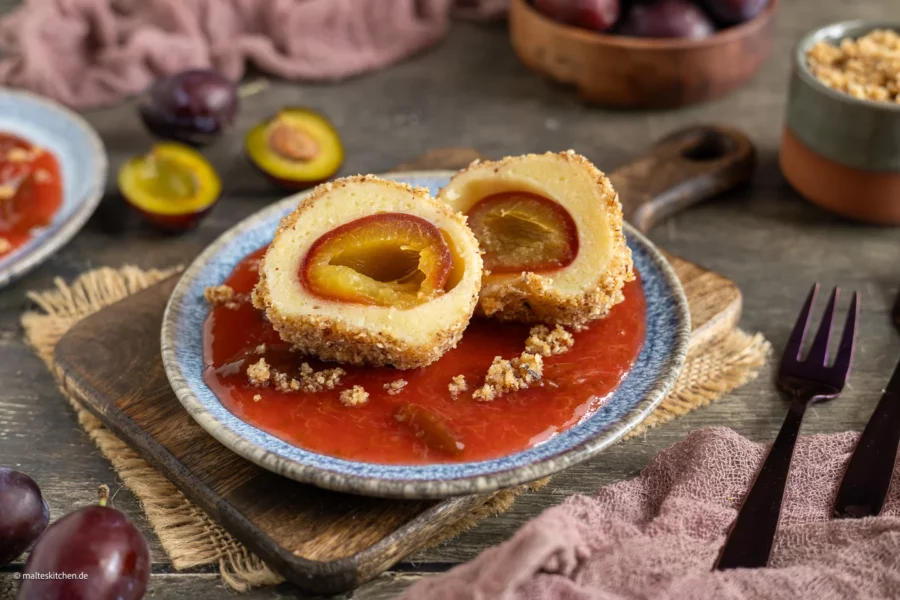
left=21, top=266, right=771, bottom=591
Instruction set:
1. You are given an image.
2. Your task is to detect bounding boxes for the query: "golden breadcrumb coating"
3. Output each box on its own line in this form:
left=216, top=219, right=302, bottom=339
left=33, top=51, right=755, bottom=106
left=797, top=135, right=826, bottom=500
left=252, top=175, right=483, bottom=369
left=384, top=379, right=408, bottom=395
left=340, top=385, right=370, bottom=407
left=439, top=151, right=634, bottom=328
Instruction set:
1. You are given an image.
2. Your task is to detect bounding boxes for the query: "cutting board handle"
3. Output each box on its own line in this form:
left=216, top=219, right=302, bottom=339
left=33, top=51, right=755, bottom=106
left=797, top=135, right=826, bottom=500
left=608, top=124, right=756, bottom=233
left=392, top=125, right=756, bottom=234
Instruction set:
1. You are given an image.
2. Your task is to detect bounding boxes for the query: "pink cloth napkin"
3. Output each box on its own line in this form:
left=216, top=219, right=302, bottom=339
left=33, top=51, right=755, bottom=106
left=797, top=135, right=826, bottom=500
left=0, top=0, right=510, bottom=109
left=403, top=427, right=900, bottom=600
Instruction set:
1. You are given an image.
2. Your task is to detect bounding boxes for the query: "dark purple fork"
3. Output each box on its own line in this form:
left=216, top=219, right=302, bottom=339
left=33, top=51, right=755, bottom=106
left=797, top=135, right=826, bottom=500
left=832, top=288, right=900, bottom=518
left=714, top=284, right=860, bottom=570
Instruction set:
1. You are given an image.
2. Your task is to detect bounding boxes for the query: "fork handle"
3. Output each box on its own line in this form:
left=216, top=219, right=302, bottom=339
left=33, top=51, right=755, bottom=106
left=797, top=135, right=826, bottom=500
left=833, top=360, right=900, bottom=518
left=714, top=397, right=811, bottom=570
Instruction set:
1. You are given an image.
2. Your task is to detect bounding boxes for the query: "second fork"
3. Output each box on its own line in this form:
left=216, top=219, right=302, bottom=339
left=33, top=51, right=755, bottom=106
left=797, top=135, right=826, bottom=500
left=714, top=284, right=859, bottom=570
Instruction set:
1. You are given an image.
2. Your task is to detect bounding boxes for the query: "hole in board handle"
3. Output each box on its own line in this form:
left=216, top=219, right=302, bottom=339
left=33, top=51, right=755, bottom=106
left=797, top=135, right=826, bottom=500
left=681, top=131, right=737, bottom=162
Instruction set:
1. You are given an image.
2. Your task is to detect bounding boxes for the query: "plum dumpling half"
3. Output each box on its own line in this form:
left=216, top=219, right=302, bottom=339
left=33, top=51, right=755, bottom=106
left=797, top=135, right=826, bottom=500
left=252, top=175, right=483, bottom=369
left=439, top=151, right=633, bottom=329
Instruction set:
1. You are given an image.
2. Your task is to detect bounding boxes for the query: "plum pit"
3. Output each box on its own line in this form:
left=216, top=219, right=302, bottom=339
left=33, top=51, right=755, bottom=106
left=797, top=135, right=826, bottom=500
left=466, top=192, right=578, bottom=274
left=268, top=118, right=320, bottom=161
left=246, top=108, right=343, bottom=189
left=301, top=213, right=454, bottom=309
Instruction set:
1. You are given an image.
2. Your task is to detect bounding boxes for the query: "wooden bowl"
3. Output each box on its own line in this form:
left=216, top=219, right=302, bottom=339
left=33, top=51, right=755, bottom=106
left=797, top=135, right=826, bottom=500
left=509, top=0, right=778, bottom=108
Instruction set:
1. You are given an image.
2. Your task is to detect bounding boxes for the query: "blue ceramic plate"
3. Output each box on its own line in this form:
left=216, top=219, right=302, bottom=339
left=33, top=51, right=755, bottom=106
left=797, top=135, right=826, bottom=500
left=162, top=171, right=690, bottom=499
left=0, top=89, right=107, bottom=288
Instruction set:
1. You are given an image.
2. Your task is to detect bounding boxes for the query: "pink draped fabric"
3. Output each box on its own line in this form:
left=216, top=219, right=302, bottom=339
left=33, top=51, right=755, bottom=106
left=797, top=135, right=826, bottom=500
left=0, top=0, right=510, bottom=109
left=403, top=427, right=900, bottom=600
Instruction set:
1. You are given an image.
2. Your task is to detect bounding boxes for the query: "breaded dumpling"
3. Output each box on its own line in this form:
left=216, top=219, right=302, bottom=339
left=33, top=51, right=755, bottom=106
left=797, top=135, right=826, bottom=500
left=252, top=175, right=483, bottom=369
left=438, top=151, right=633, bottom=328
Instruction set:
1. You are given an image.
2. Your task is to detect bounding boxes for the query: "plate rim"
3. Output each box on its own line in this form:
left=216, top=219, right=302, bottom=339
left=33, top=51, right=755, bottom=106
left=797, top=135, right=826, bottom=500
left=0, top=87, right=107, bottom=288
left=161, top=170, right=691, bottom=499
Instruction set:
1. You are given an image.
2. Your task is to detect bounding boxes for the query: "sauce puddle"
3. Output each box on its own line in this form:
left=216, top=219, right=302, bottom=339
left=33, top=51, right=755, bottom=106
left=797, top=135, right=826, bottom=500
left=203, top=247, right=646, bottom=464
left=0, top=133, right=63, bottom=257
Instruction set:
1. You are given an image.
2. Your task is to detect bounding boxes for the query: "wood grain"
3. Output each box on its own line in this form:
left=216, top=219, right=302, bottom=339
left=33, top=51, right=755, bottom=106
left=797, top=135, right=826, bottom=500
left=611, top=125, right=756, bottom=234
left=3, top=2, right=900, bottom=598
left=51, top=145, right=740, bottom=594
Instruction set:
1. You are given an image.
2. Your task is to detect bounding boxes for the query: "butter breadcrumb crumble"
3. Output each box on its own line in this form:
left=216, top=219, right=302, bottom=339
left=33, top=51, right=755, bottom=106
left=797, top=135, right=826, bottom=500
left=247, top=358, right=271, bottom=386
left=0, top=185, right=16, bottom=202
left=253, top=394, right=262, bottom=402
left=246, top=357, right=345, bottom=392
left=204, top=284, right=240, bottom=309
left=448, top=374, right=468, bottom=399
left=472, top=352, right=544, bottom=402
left=468, top=324, right=572, bottom=401
left=6, top=147, right=29, bottom=162
left=525, top=324, right=574, bottom=357
left=0, top=238, right=11, bottom=254
left=807, top=29, right=900, bottom=103
left=340, top=385, right=370, bottom=407
left=296, top=363, right=346, bottom=392
left=384, top=379, right=408, bottom=395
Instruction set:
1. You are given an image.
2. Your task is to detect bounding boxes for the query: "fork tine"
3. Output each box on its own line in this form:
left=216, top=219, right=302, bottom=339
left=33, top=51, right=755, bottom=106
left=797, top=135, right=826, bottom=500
left=782, top=283, right=819, bottom=365
left=806, top=287, right=840, bottom=365
left=831, top=291, right=860, bottom=378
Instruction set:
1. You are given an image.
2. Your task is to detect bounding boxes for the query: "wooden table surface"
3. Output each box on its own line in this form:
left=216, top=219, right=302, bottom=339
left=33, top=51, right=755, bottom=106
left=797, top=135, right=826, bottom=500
left=1, top=1, right=899, bottom=598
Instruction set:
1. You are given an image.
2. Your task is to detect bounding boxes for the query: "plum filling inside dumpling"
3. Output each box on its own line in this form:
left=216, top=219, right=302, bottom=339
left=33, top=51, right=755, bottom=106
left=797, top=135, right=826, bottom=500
left=466, top=191, right=578, bottom=274
left=301, top=213, right=455, bottom=309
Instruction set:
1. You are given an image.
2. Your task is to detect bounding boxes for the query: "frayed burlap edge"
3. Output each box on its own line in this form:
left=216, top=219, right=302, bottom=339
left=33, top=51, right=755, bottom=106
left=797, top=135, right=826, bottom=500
left=626, top=329, right=772, bottom=439
left=20, top=266, right=770, bottom=591
left=21, top=266, right=282, bottom=591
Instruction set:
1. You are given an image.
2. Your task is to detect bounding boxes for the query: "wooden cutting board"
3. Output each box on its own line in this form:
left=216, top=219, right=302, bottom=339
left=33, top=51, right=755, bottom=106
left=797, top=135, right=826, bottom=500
left=52, top=130, right=752, bottom=594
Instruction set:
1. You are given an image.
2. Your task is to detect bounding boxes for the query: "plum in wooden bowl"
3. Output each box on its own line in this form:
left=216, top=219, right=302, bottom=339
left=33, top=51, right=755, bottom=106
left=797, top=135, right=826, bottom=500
left=510, top=0, right=779, bottom=108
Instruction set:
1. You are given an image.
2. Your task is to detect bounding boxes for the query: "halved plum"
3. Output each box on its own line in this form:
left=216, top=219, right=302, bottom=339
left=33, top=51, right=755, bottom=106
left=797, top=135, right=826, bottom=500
left=300, top=213, right=452, bottom=309
left=118, top=143, right=221, bottom=231
left=466, top=192, right=578, bottom=274
left=246, top=108, right=343, bottom=189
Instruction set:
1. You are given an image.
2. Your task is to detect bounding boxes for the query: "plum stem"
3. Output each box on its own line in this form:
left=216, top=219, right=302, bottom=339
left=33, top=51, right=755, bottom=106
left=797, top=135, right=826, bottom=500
left=238, top=78, right=270, bottom=99
left=98, top=484, right=110, bottom=507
